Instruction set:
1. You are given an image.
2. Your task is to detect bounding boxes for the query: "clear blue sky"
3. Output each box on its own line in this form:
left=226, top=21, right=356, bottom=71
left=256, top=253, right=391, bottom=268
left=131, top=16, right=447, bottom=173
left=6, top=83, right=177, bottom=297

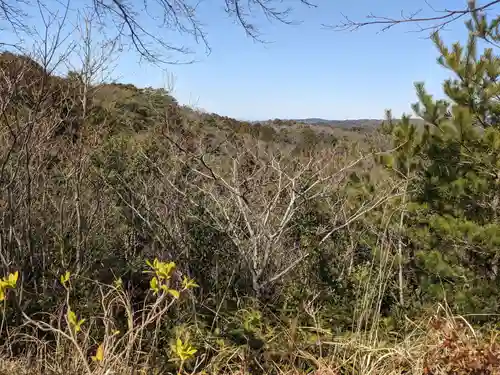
left=3, top=0, right=494, bottom=121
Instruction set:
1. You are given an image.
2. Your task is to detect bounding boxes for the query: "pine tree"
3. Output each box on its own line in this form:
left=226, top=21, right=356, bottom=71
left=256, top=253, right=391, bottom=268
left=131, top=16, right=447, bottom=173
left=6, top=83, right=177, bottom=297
left=384, top=2, right=500, bottom=318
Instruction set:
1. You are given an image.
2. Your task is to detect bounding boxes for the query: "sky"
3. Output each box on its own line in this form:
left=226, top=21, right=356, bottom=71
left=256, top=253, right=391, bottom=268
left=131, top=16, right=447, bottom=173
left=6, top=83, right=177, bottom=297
left=1, top=0, right=494, bottom=121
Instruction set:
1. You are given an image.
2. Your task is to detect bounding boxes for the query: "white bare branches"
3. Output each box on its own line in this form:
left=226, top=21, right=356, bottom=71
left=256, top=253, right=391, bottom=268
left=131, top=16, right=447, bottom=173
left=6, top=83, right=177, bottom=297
left=144, top=132, right=401, bottom=296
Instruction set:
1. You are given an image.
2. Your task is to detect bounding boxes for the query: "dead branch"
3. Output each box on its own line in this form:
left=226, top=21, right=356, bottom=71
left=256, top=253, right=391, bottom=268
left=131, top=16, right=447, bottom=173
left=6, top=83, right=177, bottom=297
left=324, top=0, right=500, bottom=34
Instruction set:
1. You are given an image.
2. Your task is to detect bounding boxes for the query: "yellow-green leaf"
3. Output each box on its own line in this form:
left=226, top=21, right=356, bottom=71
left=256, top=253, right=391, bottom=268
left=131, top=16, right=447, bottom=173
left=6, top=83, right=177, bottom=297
left=92, top=343, right=104, bottom=362
left=7, top=271, right=18, bottom=288
left=181, top=276, right=198, bottom=290
left=150, top=276, right=159, bottom=294
left=173, top=338, right=197, bottom=361
left=168, top=289, right=180, bottom=299
left=74, top=319, right=85, bottom=333
left=67, top=310, right=84, bottom=333
left=113, top=277, right=123, bottom=289
left=68, top=310, right=77, bottom=326
left=60, top=271, right=70, bottom=286
left=156, top=261, right=176, bottom=280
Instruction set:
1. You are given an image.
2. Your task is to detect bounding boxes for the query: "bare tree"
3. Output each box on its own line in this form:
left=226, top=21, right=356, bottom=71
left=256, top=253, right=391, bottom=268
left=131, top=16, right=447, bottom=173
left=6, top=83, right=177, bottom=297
left=0, top=0, right=122, bottom=301
left=0, top=23, right=75, bottom=298
left=144, top=131, right=403, bottom=297
left=0, top=0, right=316, bottom=64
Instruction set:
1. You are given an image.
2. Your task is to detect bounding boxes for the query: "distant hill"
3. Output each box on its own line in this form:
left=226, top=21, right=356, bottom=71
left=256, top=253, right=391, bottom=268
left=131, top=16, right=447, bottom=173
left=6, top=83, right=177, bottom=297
left=284, top=117, right=426, bottom=129
left=291, top=118, right=384, bottom=129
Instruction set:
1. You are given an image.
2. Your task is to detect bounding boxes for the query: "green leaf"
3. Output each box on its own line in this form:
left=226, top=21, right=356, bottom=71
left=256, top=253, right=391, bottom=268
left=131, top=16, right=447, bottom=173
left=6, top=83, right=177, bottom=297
left=60, top=271, right=70, bottom=286
left=150, top=276, right=159, bottom=294
left=168, top=289, right=180, bottom=299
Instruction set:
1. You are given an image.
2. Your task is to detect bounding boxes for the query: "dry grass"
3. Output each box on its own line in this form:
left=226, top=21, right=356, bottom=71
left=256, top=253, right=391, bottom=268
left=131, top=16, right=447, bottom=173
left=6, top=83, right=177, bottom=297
left=2, top=302, right=499, bottom=375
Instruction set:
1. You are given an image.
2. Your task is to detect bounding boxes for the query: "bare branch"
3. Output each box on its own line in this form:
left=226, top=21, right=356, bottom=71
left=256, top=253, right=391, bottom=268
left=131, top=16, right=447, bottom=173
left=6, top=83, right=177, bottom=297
left=324, top=0, right=500, bottom=34
left=0, top=0, right=316, bottom=64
